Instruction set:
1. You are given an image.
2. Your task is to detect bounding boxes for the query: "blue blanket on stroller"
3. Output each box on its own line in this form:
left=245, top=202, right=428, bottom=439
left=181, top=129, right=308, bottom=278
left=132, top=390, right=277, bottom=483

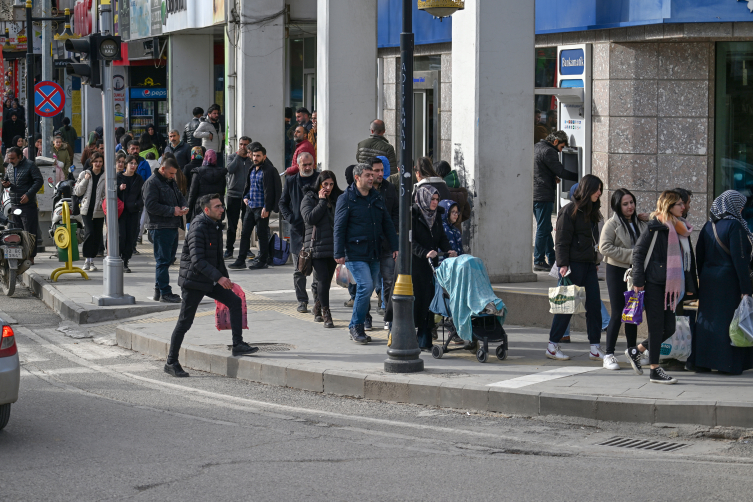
left=434, top=255, right=507, bottom=341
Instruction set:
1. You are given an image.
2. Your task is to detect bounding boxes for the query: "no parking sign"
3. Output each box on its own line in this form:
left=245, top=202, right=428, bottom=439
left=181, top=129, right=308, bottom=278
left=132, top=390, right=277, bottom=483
left=34, top=81, right=66, bottom=117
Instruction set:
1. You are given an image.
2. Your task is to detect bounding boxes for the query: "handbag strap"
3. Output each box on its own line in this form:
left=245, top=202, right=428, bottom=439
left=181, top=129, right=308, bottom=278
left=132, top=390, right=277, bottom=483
left=644, top=230, right=658, bottom=271
left=712, top=221, right=731, bottom=256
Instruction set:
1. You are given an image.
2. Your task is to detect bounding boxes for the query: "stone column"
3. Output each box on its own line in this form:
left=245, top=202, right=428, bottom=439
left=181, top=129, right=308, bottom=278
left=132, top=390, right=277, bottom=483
left=235, top=0, right=285, bottom=170
left=168, top=34, right=214, bottom=135
left=317, top=0, right=377, bottom=178
left=451, top=0, right=536, bottom=283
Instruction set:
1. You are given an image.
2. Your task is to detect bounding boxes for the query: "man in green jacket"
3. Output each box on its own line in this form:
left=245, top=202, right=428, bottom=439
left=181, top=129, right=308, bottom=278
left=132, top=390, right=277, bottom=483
left=355, top=119, right=397, bottom=170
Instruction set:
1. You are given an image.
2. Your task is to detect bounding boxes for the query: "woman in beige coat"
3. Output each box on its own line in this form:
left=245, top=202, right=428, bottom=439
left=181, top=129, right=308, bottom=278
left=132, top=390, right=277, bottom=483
left=598, top=188, right=648, bottom=370
left=74, top=151, right=107, bottom=271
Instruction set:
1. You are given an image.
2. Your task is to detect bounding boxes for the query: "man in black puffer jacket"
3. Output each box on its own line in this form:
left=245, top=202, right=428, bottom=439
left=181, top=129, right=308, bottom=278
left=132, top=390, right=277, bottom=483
left=533, top=131, right=579, bottom=271
left=164, top=194, right=258, bottom=378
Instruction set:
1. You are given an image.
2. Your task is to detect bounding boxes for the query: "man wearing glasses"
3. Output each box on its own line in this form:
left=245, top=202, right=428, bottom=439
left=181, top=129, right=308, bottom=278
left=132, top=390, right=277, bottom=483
left=279, top=152, right=319, bottom=313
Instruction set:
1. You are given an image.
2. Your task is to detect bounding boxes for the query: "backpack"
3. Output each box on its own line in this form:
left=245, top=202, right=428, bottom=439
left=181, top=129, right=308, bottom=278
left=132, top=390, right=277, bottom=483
left=267, top=233, right=290, bottom=266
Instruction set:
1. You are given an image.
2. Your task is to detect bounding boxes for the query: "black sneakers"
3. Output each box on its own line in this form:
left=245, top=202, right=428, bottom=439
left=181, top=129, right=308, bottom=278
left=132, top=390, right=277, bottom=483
left=364, top=316, right=373, bottom=331
left=533, top=262, right=550, bottom=272
left=160, top=293, right=182, bottom=303
left=223, top=250, right=233, bottom=259
left=232, top=342, right=259, bottom=356
left=164, top=361, right=189, bottom=377
left=650, top=367, right=678, bottom=384
left=625, top=347, right=644, bottom=375
left=350, top=325, right=368, bottom=344
left=228, top=261, right=246, bottom=270
left=248, top=260, right=268, bottom=270
left=297, top=302, right=308, bottom=313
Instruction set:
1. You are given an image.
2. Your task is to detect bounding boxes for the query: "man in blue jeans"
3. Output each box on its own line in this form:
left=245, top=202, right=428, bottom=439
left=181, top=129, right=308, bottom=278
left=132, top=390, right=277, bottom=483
left=143, top=158, right=188, bottom=303
left=533, top=131, right=578, bottom=271
left=334, top=163, right=398, bottom=344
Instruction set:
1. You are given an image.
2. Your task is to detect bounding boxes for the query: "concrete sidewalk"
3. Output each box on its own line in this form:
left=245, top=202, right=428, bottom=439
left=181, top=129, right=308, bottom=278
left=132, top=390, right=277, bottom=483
left=23, top=241, right=753, bottom=427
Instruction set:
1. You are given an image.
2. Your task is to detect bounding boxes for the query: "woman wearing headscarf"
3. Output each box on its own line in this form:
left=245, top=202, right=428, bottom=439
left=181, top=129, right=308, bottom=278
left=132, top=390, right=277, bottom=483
left=146, top=123, right=166, bottom=154
left=183, top=146, right=205, bottom=189
left=187, top=149, right=226, bottom=222
left=407, top=185, right=456, bottom=350
left=694, top=190, right=753, bottom=375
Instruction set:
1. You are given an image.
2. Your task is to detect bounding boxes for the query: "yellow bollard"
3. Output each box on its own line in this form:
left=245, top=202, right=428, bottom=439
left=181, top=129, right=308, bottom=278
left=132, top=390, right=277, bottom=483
left=50, top=201, right=89, bottom=282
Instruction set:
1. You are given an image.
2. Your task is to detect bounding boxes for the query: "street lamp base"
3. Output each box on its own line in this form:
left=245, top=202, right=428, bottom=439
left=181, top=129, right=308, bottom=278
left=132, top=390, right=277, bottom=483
left=384, top=357, right=424, bottom=373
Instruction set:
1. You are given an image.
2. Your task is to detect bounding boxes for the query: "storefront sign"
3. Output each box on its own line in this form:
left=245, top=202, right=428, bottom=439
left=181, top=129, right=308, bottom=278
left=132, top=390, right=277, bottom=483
left=74, top=0, right=94, bottom=36
left=130, top=87, right=166, bottom=99
left=560, top=48, right=585, bottom=76
left=162, top=0, right=222, bottom=33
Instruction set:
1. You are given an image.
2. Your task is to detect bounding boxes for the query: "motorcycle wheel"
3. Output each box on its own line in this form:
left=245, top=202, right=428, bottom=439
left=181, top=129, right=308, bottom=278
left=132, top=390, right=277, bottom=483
left=3, top=265, right=15, bottom=297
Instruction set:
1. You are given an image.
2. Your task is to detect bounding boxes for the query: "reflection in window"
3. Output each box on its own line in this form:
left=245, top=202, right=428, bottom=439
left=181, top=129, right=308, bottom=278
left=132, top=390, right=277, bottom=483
left=716, top=42, right=753, bottom=227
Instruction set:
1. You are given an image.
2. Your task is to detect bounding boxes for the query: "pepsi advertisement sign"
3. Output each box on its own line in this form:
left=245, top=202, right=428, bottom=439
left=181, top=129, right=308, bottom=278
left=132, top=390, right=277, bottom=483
left=560, top=49, right=585, bottom=76
left=130, top=88, right=167, bottom=99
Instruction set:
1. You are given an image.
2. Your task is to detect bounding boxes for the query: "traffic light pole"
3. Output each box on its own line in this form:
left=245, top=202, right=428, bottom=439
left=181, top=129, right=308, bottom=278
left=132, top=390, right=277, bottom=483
left=25, top=0, right=34, bottom=157
left=92, top=0, right=133, bottom=307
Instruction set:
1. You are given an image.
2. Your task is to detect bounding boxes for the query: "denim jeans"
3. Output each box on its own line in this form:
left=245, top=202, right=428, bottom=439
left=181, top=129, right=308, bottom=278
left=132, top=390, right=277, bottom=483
left=151, top=228, right=179, bottom=295
left=345, top=260, right=380, bottom=328
left=533, top=201, right=555, bottom=266
left=379, top=251, right=396, bottom=311
left=564, top=301, right=610, bottom=339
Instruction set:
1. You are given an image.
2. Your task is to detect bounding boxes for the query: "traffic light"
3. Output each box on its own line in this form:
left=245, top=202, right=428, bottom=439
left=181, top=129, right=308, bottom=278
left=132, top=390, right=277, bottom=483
left=96, top=35, right=121, bottom=61
left=65, top=36, right=101, bottom=88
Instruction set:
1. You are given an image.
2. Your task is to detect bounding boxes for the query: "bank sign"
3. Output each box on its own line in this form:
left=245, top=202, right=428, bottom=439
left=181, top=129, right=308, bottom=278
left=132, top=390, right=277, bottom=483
left=560, top=49, right=585, bottom=76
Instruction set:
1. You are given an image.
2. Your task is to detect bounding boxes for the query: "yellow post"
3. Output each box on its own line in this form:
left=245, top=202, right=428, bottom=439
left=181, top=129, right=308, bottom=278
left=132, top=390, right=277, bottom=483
left=50, top=201, right=89, bottom=282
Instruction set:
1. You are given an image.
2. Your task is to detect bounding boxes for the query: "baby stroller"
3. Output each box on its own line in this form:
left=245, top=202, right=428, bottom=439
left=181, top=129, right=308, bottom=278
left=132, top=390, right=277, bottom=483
left=430, top=254, right=508, bottom=363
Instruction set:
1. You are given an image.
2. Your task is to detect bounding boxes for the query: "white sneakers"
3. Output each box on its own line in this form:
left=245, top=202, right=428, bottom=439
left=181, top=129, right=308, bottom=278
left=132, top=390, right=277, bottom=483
left=603, top=353, right=620, bottom=370
left=82, top=261, right=97, bottom=272
left=589, top=345, right=605, bottom=361
left=640, top=349, right=650, bottom=366
left=546, top=342, right=570, bottom=361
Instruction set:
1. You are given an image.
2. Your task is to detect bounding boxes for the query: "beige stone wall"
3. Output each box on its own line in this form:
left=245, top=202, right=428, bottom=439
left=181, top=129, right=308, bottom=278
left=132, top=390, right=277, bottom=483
left=591, top=41, right=714, bottom=231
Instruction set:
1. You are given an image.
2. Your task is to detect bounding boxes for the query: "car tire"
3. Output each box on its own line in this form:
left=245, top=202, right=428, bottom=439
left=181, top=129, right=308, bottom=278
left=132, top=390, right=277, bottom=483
left=0, top=403, right=10, bottom=430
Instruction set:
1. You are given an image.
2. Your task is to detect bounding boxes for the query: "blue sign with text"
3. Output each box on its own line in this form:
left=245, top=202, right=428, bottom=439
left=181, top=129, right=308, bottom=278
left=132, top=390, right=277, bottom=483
left=130, top=88, right=167, bottom=99
left=560, top=49, right=585, bottom=76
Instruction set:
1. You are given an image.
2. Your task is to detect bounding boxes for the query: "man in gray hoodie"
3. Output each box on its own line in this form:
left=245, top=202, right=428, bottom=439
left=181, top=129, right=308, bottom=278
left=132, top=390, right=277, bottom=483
left=224, top=136, right=253, bottom=259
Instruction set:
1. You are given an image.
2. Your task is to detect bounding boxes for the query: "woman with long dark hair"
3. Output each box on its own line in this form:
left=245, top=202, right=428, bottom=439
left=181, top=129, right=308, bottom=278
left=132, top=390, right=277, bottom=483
left=300, top=171, right=344, bottom=328
left=546, top=174, right=605, bottom=362
left=117, top=155, right=145, bottom=272
left=598, top=188, right=648, bottom=370
left=628, top=190, right=696, bottom=384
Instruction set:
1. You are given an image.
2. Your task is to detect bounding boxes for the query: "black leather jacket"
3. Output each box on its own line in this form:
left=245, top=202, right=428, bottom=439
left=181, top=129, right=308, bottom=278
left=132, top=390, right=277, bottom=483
left=182, top=117, right=203, bottom=148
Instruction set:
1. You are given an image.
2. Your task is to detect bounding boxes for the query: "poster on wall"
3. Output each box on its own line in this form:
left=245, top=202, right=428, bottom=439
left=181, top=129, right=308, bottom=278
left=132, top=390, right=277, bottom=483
left=113, top=72, right=126, bottom=128
left=213, top=0, right=225, bottom=25
left=130, top=0, right=151, bottom=39
left=119, top=0, right=130, bottom=40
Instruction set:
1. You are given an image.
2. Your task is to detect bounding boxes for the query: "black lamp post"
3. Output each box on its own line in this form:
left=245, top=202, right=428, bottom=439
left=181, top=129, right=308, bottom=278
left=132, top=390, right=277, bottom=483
left=384, top=0, right=464, bottom=374
left=24, top=0, right=68, bottom=153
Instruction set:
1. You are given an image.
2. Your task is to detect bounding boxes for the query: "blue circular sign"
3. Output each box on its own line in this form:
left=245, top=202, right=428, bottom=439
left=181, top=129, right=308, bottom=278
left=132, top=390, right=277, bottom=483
left=34, top=81, right=66, bottom=118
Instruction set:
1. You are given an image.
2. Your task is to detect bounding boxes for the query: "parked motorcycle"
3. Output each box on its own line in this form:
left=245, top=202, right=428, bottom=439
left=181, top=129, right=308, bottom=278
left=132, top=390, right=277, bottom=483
left=0, top=208, right=33, bottom=296
left=48, top=178, right=85, bottom=243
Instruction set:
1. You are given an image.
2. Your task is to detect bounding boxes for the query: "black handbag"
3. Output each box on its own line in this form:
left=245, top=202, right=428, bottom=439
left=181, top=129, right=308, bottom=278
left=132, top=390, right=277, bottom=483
left=297, top=227, right=314, bottom=277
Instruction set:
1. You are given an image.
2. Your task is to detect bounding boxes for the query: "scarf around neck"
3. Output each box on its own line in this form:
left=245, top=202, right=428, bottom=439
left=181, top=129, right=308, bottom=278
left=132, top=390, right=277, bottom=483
left=663, top=217, right=693, bottom=311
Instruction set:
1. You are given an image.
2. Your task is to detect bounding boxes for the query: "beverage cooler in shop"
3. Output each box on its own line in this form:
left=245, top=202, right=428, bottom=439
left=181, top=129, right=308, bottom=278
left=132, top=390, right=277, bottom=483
left=129, top=88, right=168, bottom=138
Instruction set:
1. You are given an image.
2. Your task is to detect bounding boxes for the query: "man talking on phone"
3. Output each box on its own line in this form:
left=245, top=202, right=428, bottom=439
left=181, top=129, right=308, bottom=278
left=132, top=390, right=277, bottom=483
left=143, top=158, right=189, bottom=303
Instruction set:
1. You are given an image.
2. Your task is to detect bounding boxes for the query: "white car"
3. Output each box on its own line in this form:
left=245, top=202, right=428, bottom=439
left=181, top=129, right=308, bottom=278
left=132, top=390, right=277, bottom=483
left=0, top=322, right=19, bottom=430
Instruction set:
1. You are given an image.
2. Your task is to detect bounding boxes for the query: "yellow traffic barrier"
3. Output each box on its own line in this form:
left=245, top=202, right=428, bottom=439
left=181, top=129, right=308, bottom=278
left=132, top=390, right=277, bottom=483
left=50, top=201, right=89, bottom=282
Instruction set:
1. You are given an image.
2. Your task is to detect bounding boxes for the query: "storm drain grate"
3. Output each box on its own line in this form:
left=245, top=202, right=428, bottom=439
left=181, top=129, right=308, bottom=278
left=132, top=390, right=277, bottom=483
left=598, top=437, right=689, bottom=452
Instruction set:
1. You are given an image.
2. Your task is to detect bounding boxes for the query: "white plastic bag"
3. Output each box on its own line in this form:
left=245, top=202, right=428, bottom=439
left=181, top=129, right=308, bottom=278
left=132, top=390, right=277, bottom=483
left=335, top=264, right=355, bottom=289
left=659, top=316, right=692, bottom=362
left=548, top=276, right=587, bottom=315
left=730, top=296, right=753, bottom=348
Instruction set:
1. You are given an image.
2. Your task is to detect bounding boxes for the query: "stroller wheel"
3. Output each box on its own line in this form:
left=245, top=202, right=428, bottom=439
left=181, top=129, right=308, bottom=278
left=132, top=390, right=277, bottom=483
left=476, top=349, right=488, bottom=363
left=495, top=345, right=507, bottom=361
left=431, top=345, right=443, bottom=359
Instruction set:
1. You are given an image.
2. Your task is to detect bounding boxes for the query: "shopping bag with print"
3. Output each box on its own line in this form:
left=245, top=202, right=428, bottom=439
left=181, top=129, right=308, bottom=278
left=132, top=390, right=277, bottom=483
left=548, top=276, right=586, bottom=315
left=621, top=290, right=644, bottom=325
left=659, top=316, right=692, bottom=361
left=215, top=283, right=248, bottom=331
left=730, top=295, right=753, bottom=348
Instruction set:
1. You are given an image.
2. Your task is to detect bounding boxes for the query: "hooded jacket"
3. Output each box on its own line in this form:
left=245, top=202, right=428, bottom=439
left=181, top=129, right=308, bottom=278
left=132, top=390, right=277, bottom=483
left=178, top=213, right=228, bottom=293
left=225, top=152, right=253, bottom=199
left=439, top=199, right=463, bottom=256
left=193, top=119, right=224, bottom=153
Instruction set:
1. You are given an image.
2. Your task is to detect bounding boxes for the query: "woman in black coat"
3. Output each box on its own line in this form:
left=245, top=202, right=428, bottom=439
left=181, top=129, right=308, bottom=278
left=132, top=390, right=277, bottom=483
left=695, top=190, right=753, bottom=374
left=118, top=156, right=145, bottom=272
left=187, top=149, right=226, bottom=221
left=300, top=171, right=344, bottom=328
left=411, top=185, right=455, bottom=350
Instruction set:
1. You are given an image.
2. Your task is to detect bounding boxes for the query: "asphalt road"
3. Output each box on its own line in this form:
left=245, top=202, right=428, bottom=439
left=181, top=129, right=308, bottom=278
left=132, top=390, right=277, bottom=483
left=2, top=284, right=753, bottom=501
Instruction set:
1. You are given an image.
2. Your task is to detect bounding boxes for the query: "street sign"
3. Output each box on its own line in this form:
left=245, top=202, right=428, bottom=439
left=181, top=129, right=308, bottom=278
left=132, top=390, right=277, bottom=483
left=34, top=81, right=65, bottom=117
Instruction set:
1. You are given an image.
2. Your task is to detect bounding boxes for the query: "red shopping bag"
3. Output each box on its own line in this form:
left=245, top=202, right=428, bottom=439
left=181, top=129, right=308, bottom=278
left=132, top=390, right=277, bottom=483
left=215, top=283, right=249, bottom=330
left=621, top=290, right=644, bottom=325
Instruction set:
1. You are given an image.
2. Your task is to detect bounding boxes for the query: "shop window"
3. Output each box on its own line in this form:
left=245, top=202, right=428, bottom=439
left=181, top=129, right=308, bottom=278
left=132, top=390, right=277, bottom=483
left=535, top=47, right=558, bottom=133
left=715, top=42, right=753, bottom=226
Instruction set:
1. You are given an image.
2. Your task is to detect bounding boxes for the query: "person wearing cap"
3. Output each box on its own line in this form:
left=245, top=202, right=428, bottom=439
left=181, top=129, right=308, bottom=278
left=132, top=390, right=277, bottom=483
left=533, top=130, right=579, bottom=272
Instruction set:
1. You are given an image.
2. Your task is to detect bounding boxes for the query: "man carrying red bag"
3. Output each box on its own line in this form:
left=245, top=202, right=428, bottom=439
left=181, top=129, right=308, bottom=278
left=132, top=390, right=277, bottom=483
left=164, top=194, right=258, bottom=378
